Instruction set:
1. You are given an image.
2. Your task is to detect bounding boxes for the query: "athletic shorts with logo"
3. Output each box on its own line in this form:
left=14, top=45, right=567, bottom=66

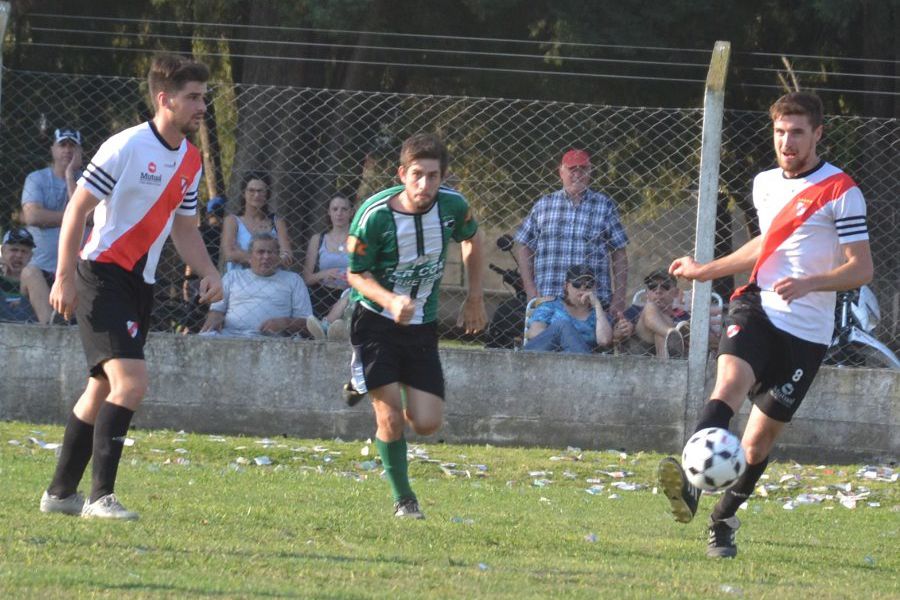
left=718, top=288, right=828, bottom=422
left=75, top=259, right=154, bottom=377
left=348, top=303, right=445, bottom=399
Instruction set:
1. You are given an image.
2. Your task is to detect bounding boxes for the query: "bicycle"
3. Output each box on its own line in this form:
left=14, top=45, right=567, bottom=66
left=823, top=285, right=900, bottom=370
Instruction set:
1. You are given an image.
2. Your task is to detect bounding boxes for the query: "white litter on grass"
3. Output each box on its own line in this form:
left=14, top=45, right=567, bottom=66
left=360, top=445, right=370, bottom=456
left=610, top=482, right=642, bottom=492
left=174, top=448, right=188, bottom=454
left=478, top=563, right=489, bottom=571
left=235, top=457, right=250, bottom=465
left=533, top=479, right=551, bottom=488
left=254, top=456, right=272, bottom=466
left=585, top=485, right=605, bottom=496
left=28, top=437, right=61, bottom=450
left=208, top=435, right=226, bottom=442
left=607, top=494, right=620, bottom=500
left=584, top=533, right=598, bottom=543
left=8, top=440, right=22, bottom=446
left=256, top=438, right=277, bottom=447
left=529, top=470, right=549, bottom=478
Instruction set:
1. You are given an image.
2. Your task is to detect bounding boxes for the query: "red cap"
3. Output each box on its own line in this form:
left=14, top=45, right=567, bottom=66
left=561, top=149, right=591, bottom=168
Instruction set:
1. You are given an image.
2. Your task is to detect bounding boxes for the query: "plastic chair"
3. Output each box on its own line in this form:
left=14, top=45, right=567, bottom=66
left=517, top=295, right=555, bottom=350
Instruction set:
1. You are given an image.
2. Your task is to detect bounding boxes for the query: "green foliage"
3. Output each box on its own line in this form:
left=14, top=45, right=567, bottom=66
left=2, top=421, right=898, bottom=599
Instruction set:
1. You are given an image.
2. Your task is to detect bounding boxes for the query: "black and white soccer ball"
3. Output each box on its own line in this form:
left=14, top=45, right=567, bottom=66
left=681, top=427, right=746, bottom=491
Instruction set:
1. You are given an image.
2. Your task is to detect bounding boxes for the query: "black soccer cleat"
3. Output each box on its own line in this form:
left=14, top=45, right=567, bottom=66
left=707, top=515, right=740, bottom=558
left=342, top=381, right=366, bottom=407
left=658, top=456, right=700, bottom=524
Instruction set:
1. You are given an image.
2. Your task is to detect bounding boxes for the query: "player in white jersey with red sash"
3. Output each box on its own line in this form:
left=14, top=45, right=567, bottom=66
left=39, top=55, right=223, bottom=520
left=657, top=92, right=873, bottom=558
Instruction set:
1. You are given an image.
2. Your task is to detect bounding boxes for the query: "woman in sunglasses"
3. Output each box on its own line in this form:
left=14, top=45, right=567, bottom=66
left=523, top=264, right=613, bottom=353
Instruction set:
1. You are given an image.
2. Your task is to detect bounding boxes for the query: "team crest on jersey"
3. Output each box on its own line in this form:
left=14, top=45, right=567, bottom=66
left=726, top=324, right=741, bottom=338
left=795, top=197, right=813, bottom=217
left=148, top=162, right=157, bottom=173
left=347, top=237, right=367, bottom=256
left=180, top=176, right=189, bottom=195
left=126, top=320, right=140, bottom=338
left=442, top=217, right=456, bottom=229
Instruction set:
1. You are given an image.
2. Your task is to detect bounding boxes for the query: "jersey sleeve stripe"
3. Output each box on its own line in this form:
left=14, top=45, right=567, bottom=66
left=837, top=227, right=868, bottom=238
left=834, top=216, right=866, bottom=224
left=85, top=163, right=117, bottom=187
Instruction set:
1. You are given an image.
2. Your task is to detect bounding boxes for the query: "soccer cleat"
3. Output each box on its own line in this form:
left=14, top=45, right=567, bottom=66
left=675, top=320, right=691, bottom=344
left=40, top=490, right=85, bottom=516
left=707, top=515, right=740, bottom=558
left=663, top=328, right=685, bottom=359
left=327, top=319, right=348, bottom=341
left=81, top=493, right=139, bottom=520
left=305, top=316, right=327, bottom=340
left=658, top=456, right=700, bottom=523
left=342, top=381, right=366, bottom=407
left=393, top=497, right=425, bottom=519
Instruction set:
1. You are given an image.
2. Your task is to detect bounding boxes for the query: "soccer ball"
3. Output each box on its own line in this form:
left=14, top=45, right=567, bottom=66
left=681, top=427, right=746, bottom=491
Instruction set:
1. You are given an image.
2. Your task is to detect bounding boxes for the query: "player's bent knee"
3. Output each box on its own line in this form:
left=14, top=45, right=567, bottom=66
left=410, top=417, right=442, bottom=436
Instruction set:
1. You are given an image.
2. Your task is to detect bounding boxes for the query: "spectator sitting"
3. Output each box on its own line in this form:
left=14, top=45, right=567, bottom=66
left=514, top=148, right=629, bottom=315
left=523, top=264, right=614, bottom=354
left=222, top=171, right=293, bottom=271
left=305, top=287, right=353, bottom=341
left=200, top=233, right=315, bottom=338
left=179, top=195, right=226, bottom=333
left=622, top=269, right=692, bottom=359
left=302, top=194, right=352, bottom=317
left=21, top=127, right=83, bottom=283
left=0, top=227, right=53, bottom=323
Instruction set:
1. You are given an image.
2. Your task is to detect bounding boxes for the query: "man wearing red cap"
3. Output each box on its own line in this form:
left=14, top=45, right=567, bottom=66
left=514, top=149, right=630, bottom=316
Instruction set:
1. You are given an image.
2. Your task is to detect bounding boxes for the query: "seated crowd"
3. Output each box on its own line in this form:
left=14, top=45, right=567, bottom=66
left=3, top=135, right=714, bottom=359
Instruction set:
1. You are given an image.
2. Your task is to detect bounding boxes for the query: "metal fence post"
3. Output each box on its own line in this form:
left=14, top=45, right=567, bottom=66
left=684, top=41, right=730, bottom=440
left=0, top=2, right=10, bottom=126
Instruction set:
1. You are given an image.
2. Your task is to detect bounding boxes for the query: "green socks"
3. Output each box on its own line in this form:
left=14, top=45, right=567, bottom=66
left=376, top=436, right=414, bottom=502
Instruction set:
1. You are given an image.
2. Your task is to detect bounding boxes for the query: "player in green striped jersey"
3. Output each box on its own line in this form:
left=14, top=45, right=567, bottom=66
left=345, top=133, right=486, bottom=518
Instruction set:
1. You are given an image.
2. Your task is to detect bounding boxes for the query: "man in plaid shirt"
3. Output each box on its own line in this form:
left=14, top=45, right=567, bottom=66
left=514, top=149, right=630, bottom=315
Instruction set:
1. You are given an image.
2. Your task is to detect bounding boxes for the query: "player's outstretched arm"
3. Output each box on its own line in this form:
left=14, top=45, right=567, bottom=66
left=670, top=235, right=763, bottom=282
left=171, top=213, right=222, bottom=304
left=50, top=186, right=99, bottom=320
left=458, top=230, right=487, bottom=334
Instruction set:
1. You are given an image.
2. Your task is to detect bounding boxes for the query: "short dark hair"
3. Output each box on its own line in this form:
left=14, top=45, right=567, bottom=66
left=147, top=54, right=209, bottom=109
left=769, top=92, right=823, bottom=129
left=400, top=133, right=449, bottom=175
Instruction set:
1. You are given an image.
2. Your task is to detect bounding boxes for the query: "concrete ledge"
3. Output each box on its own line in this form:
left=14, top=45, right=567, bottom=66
left=1, top=323, right=897, bottom=463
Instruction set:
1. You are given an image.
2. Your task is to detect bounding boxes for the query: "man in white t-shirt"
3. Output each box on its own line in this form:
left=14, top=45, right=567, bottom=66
left=656, top=92, right=873, bottom=559
left=201, top=233, right=315, bottom=338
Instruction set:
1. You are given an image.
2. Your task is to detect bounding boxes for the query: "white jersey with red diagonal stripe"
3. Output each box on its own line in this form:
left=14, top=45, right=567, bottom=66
left=751, top=161, right=868, bottom=344
left=78, top=121, right=201, bottom=284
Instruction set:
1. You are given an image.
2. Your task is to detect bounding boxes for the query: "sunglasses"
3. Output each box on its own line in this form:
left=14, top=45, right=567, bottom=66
left=569, top=278, right=595, bottom=289
left=647, top=281, right=673, bottom=291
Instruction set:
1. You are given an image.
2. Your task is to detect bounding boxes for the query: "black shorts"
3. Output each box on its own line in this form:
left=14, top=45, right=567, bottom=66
left=717, top=290, right=828, bottom=422
left=75, top=260, right=154, bottom=378
left=348, top=304, right=445, bottom=398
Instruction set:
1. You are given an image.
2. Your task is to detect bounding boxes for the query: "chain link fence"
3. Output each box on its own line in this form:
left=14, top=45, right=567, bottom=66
left=1, top=69, right=897, bottom=361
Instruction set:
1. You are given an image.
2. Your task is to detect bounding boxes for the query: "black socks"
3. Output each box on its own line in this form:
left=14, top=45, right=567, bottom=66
left=90, top=402, right=135, bottom=503
left=693, top=399, right=735, bottom=433
left=712, top=456, right=770, bottom=521
left=47, top=412, right=95, bottom=498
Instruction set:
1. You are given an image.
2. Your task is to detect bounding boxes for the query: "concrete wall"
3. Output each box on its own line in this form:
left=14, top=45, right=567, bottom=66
left=1, top=323, right=897, bottom=463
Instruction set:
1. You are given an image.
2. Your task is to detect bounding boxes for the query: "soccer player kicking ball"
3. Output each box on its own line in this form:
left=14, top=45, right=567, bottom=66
left=343, top=133, right=486, bottom=519
left=40, top=54, right=223, bottom=520
left=658, top=92, right=873, bottom=557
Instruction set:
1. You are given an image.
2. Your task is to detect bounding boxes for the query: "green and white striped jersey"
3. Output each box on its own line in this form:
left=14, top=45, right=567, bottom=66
left=348, top=185, right=477, bottom=324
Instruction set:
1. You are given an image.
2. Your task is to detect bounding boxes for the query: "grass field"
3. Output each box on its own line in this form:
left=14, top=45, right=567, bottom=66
left=1, top=421, right=897, bottom=599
